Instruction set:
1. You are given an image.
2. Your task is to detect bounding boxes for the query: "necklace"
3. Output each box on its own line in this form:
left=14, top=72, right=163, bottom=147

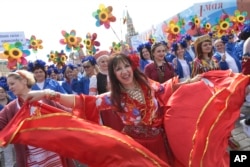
left=122, top=84, right=145, bottom=104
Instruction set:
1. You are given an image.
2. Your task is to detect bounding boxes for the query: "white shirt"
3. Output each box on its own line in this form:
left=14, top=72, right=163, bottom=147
left=219, top=52, right=239, bottom=73
left=179, top=59, right=191, bottom=82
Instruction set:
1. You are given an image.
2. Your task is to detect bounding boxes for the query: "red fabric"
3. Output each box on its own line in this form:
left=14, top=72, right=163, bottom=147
left=0, top=102, right=169, bottom=167
left=164, top=70, right=249, bottom=167
left=242, top=60, right=250, bottom=75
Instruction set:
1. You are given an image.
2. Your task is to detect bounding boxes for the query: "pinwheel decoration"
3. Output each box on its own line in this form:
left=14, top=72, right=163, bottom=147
left=188, top=15, right=201, bottom=30
left=59, top=30, right=83, bottom=52
left=230, top=10, right=248, bottom=34
left=92, top=4, right=116, bottom=29
left=47, top=50, right=68, bottom=69
left=148, top=35, right=157, bottom=45
left=110, top=42, right=121, bottom=54
left=83, top=32, right=100, bottom=55
left=2, top=42, right=30, bottom=70
left=47, top=51, right=57, bottom=64
left=27, top=35, right=43, bottom=53
left=212, top=13, right=231, bottom=38
left=200, top=20, right=212, bottom=35
left=162, top=17, right=185, bottom=43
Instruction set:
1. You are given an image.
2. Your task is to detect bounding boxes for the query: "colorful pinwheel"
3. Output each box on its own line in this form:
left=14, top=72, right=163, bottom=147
left=188, top=15, right=201, bottom=30
left=230, top=10, right=248, bottom=34
left=47, top=51, right=57, bottom=64
left=2, top=42, right=30, bottom=70
left=212, top=13, right=231, bottom=38
left=92, top=4, right=116, bottom=29
left=59, top=30, right=83, bottom=52
left=148, top=35, right=157, bottom=45
left=27, top=35, right=43, bottom=53
left=83, top=32, right=100, bottom=55
left=162, top=17, right=185, bottom=43
left=47, top=50, right=68, bottom=69
left=200, top=20, right=212, bottom=35
left=110, top=42, right=121, bottom=54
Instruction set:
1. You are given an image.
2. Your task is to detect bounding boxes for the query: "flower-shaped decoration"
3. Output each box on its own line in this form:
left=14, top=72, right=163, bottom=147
left=137, top=42, right=152, bottom=53
left=59, top=30, right=83, bottom=52
left=128, top=53, right=139, bottom=70
left=212, top=14, right=231, bottom=38
left=93, top=4, right=116, bottom=29
left=162, top=17, right=185, bottom=43
left=188, top=15, right=201, bottom=30
left=27, top=35, right=43, bottom=53
left=27, top=59, right=46, bottom=72
left=230, top=10, right=248, bottom=34
left=2, top=42, right=30, bottom=70
left=200, top=20, right=212, bottom=35
left=148, top=35, right=157, bottom=45
left=110, top=42, right=121, bottom=54
left=47, top=51, right=57, bottom=64
left=56, top=50, right=68, bottom=68
left=83, top=32, right=100, bottom=55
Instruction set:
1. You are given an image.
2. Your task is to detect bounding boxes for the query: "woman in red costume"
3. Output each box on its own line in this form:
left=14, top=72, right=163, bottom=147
left=26, top=53, right=201, bottom=165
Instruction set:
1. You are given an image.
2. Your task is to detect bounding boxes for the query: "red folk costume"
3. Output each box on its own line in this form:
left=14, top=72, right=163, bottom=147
left=0, top=70, right=248, bottom=167
left=73, top=78, right=176, bottom=164
left=144, top=62, right=175, bottom=83
left=191, top=57, right=220, bottom=77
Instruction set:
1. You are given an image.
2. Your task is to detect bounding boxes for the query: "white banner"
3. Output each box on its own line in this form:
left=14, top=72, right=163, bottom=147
left=0, top=31, right=26, bottom=51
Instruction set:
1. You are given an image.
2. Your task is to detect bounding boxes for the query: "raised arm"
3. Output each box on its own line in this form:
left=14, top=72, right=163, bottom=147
left=26, top=89, right=75, bottom=108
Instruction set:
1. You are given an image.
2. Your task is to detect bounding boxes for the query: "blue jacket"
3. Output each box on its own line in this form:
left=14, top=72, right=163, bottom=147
left=71, top=76, right=89, bottom=95
left=32, top=78, right=66, bottom=93
left=173, top=58, right=192, bottom=79
left=213, top=52, right=242, bottom=72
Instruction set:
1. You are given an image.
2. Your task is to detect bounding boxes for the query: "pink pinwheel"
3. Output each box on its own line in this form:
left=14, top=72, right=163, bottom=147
left=27, top=35, right=43, bottom=53
left=92, top=4, right=116, bottom=29
left=212, top=13, right=231, bottom=38
left=2, top=42, right=30, bottom=70
left=59, top=30, right=83, bottom=52
left=83, top=32, right=100, bottom=55
left=162, top=17, right=185, bottom=43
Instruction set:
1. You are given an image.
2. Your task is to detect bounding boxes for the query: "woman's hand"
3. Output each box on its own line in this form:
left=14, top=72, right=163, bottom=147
left=189, top=74, right=202, bottom=83
left=25, top=90, right=46, bottom=103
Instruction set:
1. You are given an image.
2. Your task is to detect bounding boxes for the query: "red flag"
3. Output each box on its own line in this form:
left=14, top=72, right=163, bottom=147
left=0, top=102, right=169, bottom=167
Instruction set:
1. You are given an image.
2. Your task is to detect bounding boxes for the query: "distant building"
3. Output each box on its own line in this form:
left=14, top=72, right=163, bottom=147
left=125, top=10, right=138, bottom=48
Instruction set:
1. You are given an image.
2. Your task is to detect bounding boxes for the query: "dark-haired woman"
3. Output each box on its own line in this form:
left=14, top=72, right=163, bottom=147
left=28, top=60, right=66, bottom=93
left=171, top=40, right=192, bottom=82
left=137, top=42, right=153, bottom=72
left=191, top=35, right=220, bottom=77
left=26, top=53, right=202, bottom=165
left=144, top=42, right=175, bottom=83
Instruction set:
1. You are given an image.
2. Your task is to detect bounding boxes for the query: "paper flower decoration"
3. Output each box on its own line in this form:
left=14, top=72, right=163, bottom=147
left=2, top=42, right=30, bottom=70
left=92, top=4, right=116, bottom=29
left=47, top=50, right=68, bottom=69
left=212, top=14, right=231, bottom=38
left=27, top=35, right=43, bottom=53
left=59, top=30, right=83, bottom=52
left=230, top=10, right=248, bottom=34
left=110, top=42, right=121, bottom=54
left=83, top=32, right=100, bottom=55
left=162, top=17, right=185, bottom=43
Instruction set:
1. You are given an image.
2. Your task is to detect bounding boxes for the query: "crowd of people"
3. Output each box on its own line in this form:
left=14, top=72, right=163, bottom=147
left=0, top=23, right=250, bottom=166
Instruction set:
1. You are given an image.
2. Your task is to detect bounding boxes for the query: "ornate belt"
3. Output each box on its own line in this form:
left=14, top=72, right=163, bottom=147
left=122, top=125, right=162, bottom=138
